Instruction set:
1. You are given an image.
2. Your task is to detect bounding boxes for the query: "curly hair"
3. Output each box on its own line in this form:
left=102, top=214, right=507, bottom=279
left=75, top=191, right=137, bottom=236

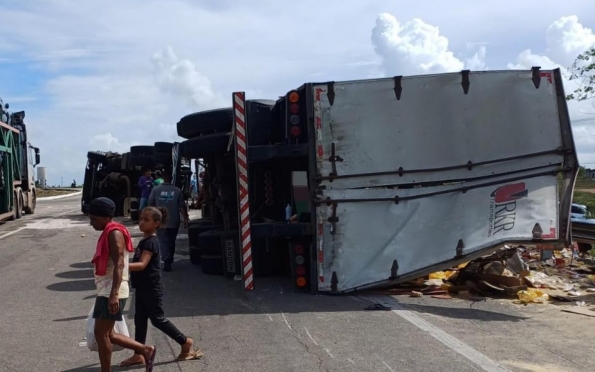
left=143, top=206, right=168, bottom=225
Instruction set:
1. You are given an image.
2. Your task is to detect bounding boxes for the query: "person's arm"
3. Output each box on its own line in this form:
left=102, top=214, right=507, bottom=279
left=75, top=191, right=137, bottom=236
left=148, top=188, right=156, bottom=206
left=138, top=176, right=145, bottom=188
left=108, top=230, right=125, bottom=315
left=129, top=250, right=154, bottom=271
left=178, top=189, right=189, bottom=228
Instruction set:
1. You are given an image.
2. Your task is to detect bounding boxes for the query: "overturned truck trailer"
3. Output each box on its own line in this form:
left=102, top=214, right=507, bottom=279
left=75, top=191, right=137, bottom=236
left=309, top=68, right=578, bottom=293
left=227, top=68, right=578, bottom=294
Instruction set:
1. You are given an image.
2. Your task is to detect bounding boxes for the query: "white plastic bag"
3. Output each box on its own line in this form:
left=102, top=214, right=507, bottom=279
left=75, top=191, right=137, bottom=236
left=86, top=305, right=130, bottom=352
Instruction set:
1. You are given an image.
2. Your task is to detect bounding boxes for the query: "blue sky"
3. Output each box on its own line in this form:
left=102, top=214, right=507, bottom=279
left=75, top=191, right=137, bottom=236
left=1, top=0, right=595, bottom=186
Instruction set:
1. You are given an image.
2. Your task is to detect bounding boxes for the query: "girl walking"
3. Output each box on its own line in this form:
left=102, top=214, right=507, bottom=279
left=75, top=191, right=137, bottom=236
left=119, top=206, right=203, bottom=367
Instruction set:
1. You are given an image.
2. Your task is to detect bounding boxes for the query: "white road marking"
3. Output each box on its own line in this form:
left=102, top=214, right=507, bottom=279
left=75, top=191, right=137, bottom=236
left=0, top=227, right=25, bottom=240
left=382, top=361, right=396, bottom=372
left=347, top=358, right=356, bottom=366
left=281, top=313, right=292, bottom=330
left=304, top=327, right=319, bottom=346
left=367, top=296, right=511, bottom=372
left=324, top=347, right=334, bottom=358
left=266, top=314, right=273, bottom=321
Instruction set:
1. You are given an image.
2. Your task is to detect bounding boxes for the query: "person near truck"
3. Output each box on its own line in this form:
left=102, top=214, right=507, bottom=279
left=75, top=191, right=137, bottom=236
left=137, top=168, right=154, bottom=212
left=119, top=206, right=202, bottom=367
left=148, top=168, right=189, bottom=271
left=87, top=197, right=157, bottom=372
left=152, top=170, right=164, bottom=187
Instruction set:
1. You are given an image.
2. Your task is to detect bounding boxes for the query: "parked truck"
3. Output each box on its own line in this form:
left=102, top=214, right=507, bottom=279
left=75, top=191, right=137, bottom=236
left=178, top=68, right=579, bottom=294
left=0, top=97, right=41, bottom=222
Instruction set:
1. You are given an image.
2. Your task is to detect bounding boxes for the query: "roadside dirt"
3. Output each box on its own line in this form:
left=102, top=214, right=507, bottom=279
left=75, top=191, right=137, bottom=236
left=577, top=189, right=595, bottom=194
left=37, top=188, right=79, bottom=198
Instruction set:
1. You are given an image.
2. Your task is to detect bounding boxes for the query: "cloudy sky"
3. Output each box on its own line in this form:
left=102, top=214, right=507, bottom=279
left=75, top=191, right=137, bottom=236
left=1, top=0, right=595, bottom=186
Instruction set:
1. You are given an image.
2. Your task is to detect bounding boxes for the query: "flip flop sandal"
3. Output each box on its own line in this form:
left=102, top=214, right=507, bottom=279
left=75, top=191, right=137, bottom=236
left=146, top=346, right=157, bottom=372
left=176, top=349, right=204, bottom=361
left=364, top=303, right=392, bottom=311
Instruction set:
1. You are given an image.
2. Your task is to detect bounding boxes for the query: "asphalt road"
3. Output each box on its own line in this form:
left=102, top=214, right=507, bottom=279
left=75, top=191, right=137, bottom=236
left=1, top=195, right=594, bottom=372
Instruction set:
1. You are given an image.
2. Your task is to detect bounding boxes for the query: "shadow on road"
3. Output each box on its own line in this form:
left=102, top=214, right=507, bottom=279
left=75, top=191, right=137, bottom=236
left=400, top=303, right=527, bottom=322
left=55, top=269, right=94, bottom=279
left=71, top=262, right=94, bottom=269
left=47, top=279, right=95, bottom=292
left=60, top=359, right=185, bottom=371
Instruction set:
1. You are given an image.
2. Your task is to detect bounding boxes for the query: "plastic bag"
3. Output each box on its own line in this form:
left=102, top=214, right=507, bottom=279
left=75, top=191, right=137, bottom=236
left=86, top=305, right=130, bottom=352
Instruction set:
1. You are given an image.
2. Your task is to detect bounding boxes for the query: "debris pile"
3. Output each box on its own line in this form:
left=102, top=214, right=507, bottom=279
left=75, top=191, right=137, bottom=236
left=375, top=246, right=595, bottom=312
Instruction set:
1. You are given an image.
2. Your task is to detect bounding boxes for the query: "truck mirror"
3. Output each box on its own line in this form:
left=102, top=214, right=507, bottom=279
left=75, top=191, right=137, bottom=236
left=35, top=149, right=40, bottom=165
left=4, top=103, right=8, bottom=110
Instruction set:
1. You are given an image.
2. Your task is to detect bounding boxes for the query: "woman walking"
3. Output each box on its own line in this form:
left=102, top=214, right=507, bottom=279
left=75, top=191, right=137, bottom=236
left=119, top=206, right=202, bottom=367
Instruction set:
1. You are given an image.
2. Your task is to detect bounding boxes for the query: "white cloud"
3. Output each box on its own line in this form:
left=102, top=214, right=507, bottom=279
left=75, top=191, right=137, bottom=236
left=466, top=46, right=488, bottom=71
left=91, top=133, right=129, bottom=153
left=371, top=13, right=465, bottom=76
left=507, top=16, right=595, bottom=166
left=546, top=15, right=595, bottom=66
left=152, top=46, right=224, bottom=109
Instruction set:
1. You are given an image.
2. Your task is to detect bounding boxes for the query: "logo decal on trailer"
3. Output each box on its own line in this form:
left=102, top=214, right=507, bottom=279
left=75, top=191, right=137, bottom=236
left=488, top=182, right=528, bottom=237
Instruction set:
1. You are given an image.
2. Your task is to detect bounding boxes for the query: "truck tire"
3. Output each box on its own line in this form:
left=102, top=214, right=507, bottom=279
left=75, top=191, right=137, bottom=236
left=121, top=152, right=131, bottom=170
left=177, top=108, right=233, bottom=139
left=130, top=146, right=154, bottom=156
left=154, top=152, right=171, bottom=166
left=154, top=142, right=173, bottom=153
left=87, top=151, right=107, bottom=163
left=188, top=218, right=213, bottom=227
left=181, top=132, right=231, bottom=159
left=189, top=224, right=221, bottom=247
left=189, top=246, right=202, bottom=265
left=201, top=255, right=224, bottom=275
left=196, top=230, right=224, bottom=256
left=130, top=154, right=154, bottom=167
left=15, top=190, right=23, bottom=219
left=24, top=191, right=36, bottom=214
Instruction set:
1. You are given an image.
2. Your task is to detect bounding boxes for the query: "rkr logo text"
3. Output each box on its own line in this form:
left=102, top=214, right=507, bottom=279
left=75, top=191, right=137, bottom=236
left=488, top=182, right=528, bottom=237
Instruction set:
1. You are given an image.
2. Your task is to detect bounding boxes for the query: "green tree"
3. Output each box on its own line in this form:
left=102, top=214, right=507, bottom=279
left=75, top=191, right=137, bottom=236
left=567, top=46, right=595, bottom=101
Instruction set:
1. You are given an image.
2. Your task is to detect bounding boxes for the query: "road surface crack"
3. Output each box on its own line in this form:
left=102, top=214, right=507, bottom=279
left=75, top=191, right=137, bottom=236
left=282, top=313, right=327, bottom=372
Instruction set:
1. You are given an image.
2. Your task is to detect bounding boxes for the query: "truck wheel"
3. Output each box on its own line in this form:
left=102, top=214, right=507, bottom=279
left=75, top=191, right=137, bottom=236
left=130, top=146, right=154, bottom=156
left=87, top=151, right=107, bottom=163
left=154, top=142, right=173, bottom=153
left=189, top=224, right=221, bottom=247
left=15, top=190, right=23, bottom=219
left=189, top=246, right=202, bottom=265
left=189, top=218, right=213, bottom=225
left=24, top=191, right=36, bottom=214
left=129, top=155, right=154, bottom=167
left=181, top=132, right=231, bottom=159
left=196, top=230, right=224, bottom=256
left=177, top=108, right=233, bottom=139
left=154, top=152, right=171, bottom=166
left=201, top=255, right=224, bottom=275
left=121, top=152, right=132, bottom=170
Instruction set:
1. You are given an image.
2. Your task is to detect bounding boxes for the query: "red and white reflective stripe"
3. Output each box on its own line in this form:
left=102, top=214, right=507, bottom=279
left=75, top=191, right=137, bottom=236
left=233, top=92, right=254, bottom=291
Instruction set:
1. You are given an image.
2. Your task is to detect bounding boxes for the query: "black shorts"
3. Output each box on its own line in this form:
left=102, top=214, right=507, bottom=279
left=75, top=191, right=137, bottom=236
left=93, top=296, right=127, bottom=321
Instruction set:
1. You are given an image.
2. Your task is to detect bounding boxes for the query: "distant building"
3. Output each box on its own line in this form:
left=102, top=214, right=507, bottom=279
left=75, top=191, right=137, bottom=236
left=586, top=168, right=595, bottom=179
